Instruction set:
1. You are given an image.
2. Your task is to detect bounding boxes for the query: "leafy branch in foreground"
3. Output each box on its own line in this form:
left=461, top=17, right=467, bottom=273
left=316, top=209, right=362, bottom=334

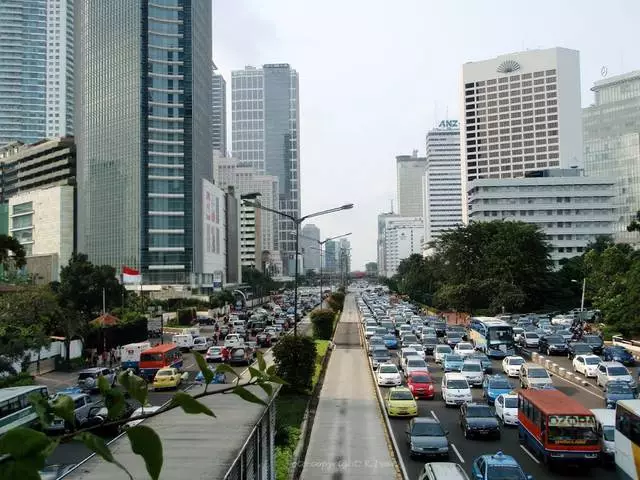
left=0, top=351, right=286, bottom=480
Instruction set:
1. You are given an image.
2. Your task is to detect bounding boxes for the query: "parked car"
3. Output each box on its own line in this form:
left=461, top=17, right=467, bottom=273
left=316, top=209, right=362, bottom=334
left=405, top=417, right=450, bottom=459
left=602, top=346, right=636, bottom=366
left=537, top=335, right=568, bottom=356
left=407, top=371, right=435, bottom=400
left=459, top=403, right=500, bottom=439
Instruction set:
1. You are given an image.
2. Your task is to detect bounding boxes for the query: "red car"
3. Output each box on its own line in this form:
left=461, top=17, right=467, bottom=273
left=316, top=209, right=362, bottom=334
left=407, top=371, right=435, bottom=399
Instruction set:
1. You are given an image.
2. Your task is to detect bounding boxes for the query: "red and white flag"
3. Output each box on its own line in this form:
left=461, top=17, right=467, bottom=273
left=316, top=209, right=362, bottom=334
left=122, top=266, right=142, bottom=284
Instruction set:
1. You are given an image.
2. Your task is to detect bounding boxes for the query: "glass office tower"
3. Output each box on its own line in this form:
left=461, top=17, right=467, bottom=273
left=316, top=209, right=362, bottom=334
left=75, top=0, right=212, bottom=285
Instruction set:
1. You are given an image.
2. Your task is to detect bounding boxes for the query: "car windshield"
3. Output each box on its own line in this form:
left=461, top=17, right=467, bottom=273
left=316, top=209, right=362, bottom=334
left=488, top=327, right=512, bottom=341
left=466, top=405, right=492, bottom=418
left=383, top=334, right=395, bottom=341
left=373, top=351, right=389, bottom=359
left=490, top=379, right=511, bottom=389
left=424, top=336, right=437, bottom=343
left=609, top=347, right=627, bottom=354
left=608, top=382, right=632, bottom=394
left=458, top=344, right=473, bottom=350
left=573, top=343, right=591, bottom=352
left=437, top=346, right=452, bottom=353
left=380, top=365, right=398, bottom=374
left=504, top=397, right=518, bottom=408
left=462, top=363, right=482, bottom=372
left=447, top=380, right=468, bottom=389
left=448, top=333, right=462, bottom=339
left=390, top=390, right=413, bottom=401
left=445, top=355, right=463, bottom=362
left=508, top=357, right=524, bottom=365
left=208, top=347, right=221, bottom=353
left=411, top=422, right=444, bottom=437
left=583, top=357, right=600, bottom=365
left=528, top=369, right=549, bottom=378
left=608, top=367, right=629, bottom=376
left=603, top=426, right=615, bottom=442
left=486, top=465, right=526, bottom=480
left=156, top=370, right=173, bottom=377
left=583, top=336, right=601, bottom=344
left=370, top=336, right=384, bottom=343
left=411, top=374, right=431, bottom=383
left=78, top=372, right=97, bottom=380
left=548, top=426, right=598, bottom=446
left=408, top=360, right=426, bottom=367
left=525, top=333, right=539, bottom=339
left=546, top=336, right=563, bottom=343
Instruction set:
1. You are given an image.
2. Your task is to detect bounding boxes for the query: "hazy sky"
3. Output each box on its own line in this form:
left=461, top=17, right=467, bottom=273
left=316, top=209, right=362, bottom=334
left=213, top=0, right=640, bottom=270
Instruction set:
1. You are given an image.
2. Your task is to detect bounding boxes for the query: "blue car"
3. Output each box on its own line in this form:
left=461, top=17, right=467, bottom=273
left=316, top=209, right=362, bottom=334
left=604, top=381, right=637, bottom=408
left=382, top=334, right=398, bottom=349
left=442, top=354, right=464, bottom=372
left=469, top=352, right=492, bottom=373
left=472, top=451, right=533, bottom=480
left=603, top=346, right=635, bottom=367
left=482, top=375, right=513, bottom=405
left=195, top=371, right=227, bottom=384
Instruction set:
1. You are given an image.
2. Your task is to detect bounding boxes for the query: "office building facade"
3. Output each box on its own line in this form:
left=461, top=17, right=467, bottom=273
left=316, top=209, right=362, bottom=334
left=397, top=152, right=427, bottom=217
left=231, top=64, right=300, bottom=274
left=461, top=47, right=583, bottom=222
left=224, top=187, right=241, bottom=285
left=301, top=224, right=321, bottom=272
left=240, top=199, right=262, bottom=271
left=379, top=216, right=424, bottom=278
left=338, top=238, right=351, bottom=274
left=0, top=0, right=74, bottom=145
left=423, top=120, right=462, bottom=248
left=75, top=0, right=213, bottom=286
left=324, top=240, right=338, bottom=273
left=583, top=70, right=640, bottom=244
left=467, top=169, right=615, bottom=265
left=211, top=65, right=227, bottom=155
left=377, top=212, right=396, bottom=277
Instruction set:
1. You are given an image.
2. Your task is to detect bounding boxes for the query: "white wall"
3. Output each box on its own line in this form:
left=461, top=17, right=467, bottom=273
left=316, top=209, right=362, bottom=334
left=202, top=179, right=226, bottom=279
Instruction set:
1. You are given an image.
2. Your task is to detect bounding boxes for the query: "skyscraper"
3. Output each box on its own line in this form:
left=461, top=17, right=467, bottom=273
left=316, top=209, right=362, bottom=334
left=396, top=152, right=427, bottom=217
left=338, top=237, right=351, bottom=274
left=301, top=224, right=320, bottom=272
left=0, top=0, right=74, bottom=145
left=584, top=71, right=640, bottom=244
left=423, top=120, right=462, bottom=249
left=324, top=240, right=337, bottom=273
left=231, top=64, right=300, bottom=274
left=75, top=0, right=213, bottom=285
left=211, top=64, right=227, bottom=155
left=460, top=47, right=583, bottom=222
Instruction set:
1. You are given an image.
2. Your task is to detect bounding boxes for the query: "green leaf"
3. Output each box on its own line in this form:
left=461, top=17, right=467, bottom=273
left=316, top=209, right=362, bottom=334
left=118, top=371, right=148, bottom=406
left=257, top=351, right=266, bottom=371
left=257, top=381, right=273, bottom=397
left=266, top=374, right=288, bottom=385
left=248, top=366, right=263, bottom=380
left=266, top=365, right=277, bottom=376
left=127, top=426, right=163, bottom=480
left=28, top=392, right=53, bottom=427
left=98, top=375, right=112, bottom=394
left=104, top=388, right=127, bottom=419
left=232, top=386, right=267, bottom=406
left=76, top=432, right=132, bottom=479
left=170, top=392, right=215, bottom=417
left=193, top=351, right=214, bottom=385
left=0, top=459, right=41, bottom=480
left=51, top=394, right=75, bottom=425
left=0, top=427, right=52, bottom=459
left=214, top=363, right=239, bottom=379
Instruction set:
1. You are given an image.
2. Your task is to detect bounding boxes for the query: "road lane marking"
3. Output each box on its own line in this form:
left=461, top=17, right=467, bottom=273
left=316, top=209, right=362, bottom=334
left=519, top=445, right=540, bottom=464
left=451, top=443, right=465, bottom=463
left=550, top=369, right=605, bottom=400
left=430, top=410, right=440, bottom=423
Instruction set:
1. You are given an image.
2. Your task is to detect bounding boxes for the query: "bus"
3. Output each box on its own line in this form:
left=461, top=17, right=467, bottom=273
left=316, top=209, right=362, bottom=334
left=0, top=385, right=49, bottom=436
left=518, top=388, right=600, bottom=468
left=615, top=399, right=640, bottom=480
left=138, top=343, right=183, bottom=381
left=468, top=316, right=515, bottom=358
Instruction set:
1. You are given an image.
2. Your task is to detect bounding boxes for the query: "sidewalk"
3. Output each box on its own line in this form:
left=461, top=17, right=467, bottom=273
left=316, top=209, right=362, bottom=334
left=300, top=295, right=399, bottom=479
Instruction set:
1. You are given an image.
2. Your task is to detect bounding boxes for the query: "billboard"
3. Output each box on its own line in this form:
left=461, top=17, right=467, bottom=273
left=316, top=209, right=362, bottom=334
left=202, top=179, right=226, bottom=278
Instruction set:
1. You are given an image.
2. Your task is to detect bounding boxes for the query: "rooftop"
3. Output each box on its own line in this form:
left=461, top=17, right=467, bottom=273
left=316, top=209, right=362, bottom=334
left=518, top=388, right=592, bottom=415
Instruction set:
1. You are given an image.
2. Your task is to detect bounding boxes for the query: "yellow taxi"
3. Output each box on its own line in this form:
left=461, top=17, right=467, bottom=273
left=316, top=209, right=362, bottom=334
left=385, top=386, right=418, bottom=417
left=152, top=367, right=181, bottom=390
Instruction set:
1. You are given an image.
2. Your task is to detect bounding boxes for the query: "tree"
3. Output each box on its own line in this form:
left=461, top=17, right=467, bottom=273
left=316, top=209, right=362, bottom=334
left=627, top=210, right=640, bottom=232
left=0, top=234, right=26, bottom=272
left=326, top=292, right=345, bottom=312
left=310, top=309, right=335, bottom=339
left=272, top=336, right=316, bottom=393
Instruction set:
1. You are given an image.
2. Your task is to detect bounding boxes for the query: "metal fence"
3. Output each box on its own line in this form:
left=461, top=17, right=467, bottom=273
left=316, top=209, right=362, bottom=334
left=223, top=386, right=279, bottom=480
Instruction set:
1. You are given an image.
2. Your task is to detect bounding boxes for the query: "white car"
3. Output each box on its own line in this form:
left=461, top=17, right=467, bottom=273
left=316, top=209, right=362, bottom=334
left=404, top=358, right=429, bottom=377
left=377, top=363, right=402, bottom=387
left=502, top=356, right=525, bottom=377
left=573, top=354, right=601, bottom=377
left=454, top=342, right=475, bottom=358
left=441, top=373, right=472, bottom=407
left=365, top=326, right=378, bottom=338
left=408, top=344, right=426, bottom=360
left=124, top=406, right=162, bottom=429
left=596, top=361, right=636, bottom=389
left=494, top=393, right=519, bottom=426
left=459, top=360, right=484, bottom=387
left=434, top=345, right=453, bottom=364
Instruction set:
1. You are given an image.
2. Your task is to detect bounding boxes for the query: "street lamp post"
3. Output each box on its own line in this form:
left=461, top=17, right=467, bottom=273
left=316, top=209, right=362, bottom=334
left=242, top=200, right=354, bottom=336
left=571, top=278, right=587, bottom=315
left=318, top=233, right=351, bottom=306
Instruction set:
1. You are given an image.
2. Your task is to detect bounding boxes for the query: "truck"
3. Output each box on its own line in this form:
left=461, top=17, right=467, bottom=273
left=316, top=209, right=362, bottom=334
left=120, top=342, right=152, bottom=371
left=172, top=334, right=194, bottom=352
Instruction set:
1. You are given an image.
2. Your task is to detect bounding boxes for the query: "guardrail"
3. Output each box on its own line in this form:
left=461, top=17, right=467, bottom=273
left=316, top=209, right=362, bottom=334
left=530, top=351, right=593, bottom=387
left=612, top=335, right=640, bottom=358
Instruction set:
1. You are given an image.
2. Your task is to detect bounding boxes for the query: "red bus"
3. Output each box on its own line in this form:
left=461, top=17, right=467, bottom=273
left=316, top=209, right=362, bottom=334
left=518, top=389, right=600, bottom=468
left=138, top=343, right=183, bottom=381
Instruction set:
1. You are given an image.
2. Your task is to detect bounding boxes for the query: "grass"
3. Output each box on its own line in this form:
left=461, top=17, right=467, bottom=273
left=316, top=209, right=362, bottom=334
left=311, top=340, right=329, bottom=389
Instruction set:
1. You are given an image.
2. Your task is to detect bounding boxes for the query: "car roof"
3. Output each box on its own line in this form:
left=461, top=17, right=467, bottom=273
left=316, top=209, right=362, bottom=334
left=601, top=361, right=625, bottom=367
left=444, top=372, right=466, bottom=380
left=505, top=355, right=524, bottom=361
left=482, top=451, right=519, bottom=466
left=413, top=416, right=438, bottom=424
left=576, top=354, right=600, bottom=359
left=389, top=386, right=411, bottom=392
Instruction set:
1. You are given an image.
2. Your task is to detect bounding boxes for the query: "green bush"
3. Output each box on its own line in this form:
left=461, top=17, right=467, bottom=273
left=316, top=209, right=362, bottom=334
left=0, top=372, right=34, bottom=389
left=273, top=336, right=317, bottom=393
left=310, top=309, right=335, bottom=340
left=327, top=292, right=345, bottom=312
left=176, top=308, right=196, bottom=326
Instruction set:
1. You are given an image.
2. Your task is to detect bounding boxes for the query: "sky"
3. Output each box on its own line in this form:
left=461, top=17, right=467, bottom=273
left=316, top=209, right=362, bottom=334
left=212, top=0, right=640, bottom=270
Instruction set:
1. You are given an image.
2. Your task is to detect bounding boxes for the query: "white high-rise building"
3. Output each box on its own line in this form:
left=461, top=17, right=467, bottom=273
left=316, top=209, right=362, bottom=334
left=396, top=152, right=427, bottom=217
left=461, top=47, right=583, bottom=223
left=423, top=120, right=462, bottom=251
left=301, top=224, right=321, bottom=272
left=378, top=216, right=423, bottom=277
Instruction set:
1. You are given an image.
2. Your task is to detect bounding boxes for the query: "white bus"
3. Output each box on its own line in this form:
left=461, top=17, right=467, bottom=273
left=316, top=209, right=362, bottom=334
left=0, top=385, right=49, bottom=435
left=615, top=399, right=640, bottom=480
left=468, top=317, right=515, bottom=358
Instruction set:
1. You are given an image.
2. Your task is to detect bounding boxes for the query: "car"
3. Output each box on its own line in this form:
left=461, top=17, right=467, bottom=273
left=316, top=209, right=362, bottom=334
left=228, top=346, right=254, bottom=366
left=567, top=341, right=593, bottom=359
left=407, top=371, right=435, bottom=399
left=596, top=361, right=636, bottom=389
left=382, top=334, right=398, bottom=349
left=400, top=348, right=420, bottom=370
left=460, top=360, right=485, bottom=387
left=377, top=363, right=402, bottom=387
left=572, top=354, right=601, bottom=377
left=368, top=335, right=386, bottom=355
left=399, top=324, right=413, bottom=337
left=441, top=373, right=473, bottom=407
left=604, top=381, right=637, bottom=409
left=39, top=464, right=77, bottom=480
left=555, top=329, right=573, bottom=342
left=454, top=342, right=475, bottom=358
left=512, top=327, right=525, bottom=344
left=77, top=368, right=116, bottom=392
left=405, top=417, right=450, bottom=459
left=405, top=358, right=429, bottom=377
left=205, top=346, right=224, bottom=362
left=401, top=334, right=419, bottom=347
left=434, top=345, right=453, bottom=364
left=538, top=334, right=568, bottom=356
left=494, top=393, right=518, bottom=426
left=371, top=347, right=391, bottom=369
left=502, top=356, right=525, bottom=377
left=519, top=332, right=540, bottom=349
left=471, top=451, right=533, bottom=480
left=468, top=352, right=492, bottom=373
left=445, top=332, right=464, bottom=348
left=422, top=335, right=439, bottom=355
left=442, top=354, right=465, bottom=372
left=582, top=335, right=605, bottom=355
left=602, top=346, right=636, bottom=366
left=364, top=326, right=378, bottom=338
left=385, top=386, right=418, bottom=417
left=408, top=343, right=426, bottom=360
left=152, top=367, right=182, bottom=390
left=519, top=363, right=553, bottom=389
left=482, top=375, right=513, bottom=405
left=416, top=462, right=470, bottom=480
left=79, top=400, right=138, bottom=437
left=459, top=403, right=500, bottom=439
left=448, top=325, right=468, bottom=340
left=47, top=391, right=94, bottom=433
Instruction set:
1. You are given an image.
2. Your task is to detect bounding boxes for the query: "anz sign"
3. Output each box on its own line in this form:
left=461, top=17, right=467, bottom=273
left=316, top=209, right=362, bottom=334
left=438, top=120, right=459, bottom=129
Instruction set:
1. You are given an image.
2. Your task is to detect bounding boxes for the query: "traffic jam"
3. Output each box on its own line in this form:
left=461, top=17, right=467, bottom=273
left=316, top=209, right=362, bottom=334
left=357, top=288, right=639, bottom=480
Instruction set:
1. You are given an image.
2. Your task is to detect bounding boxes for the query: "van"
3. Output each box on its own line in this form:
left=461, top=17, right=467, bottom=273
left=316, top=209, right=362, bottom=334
left=417, top=462, right=470, bottom=480
left=47, top=392, right=94, bottom=432
left=172, top=334, right=194, bottom=351
left=591, top=408, right=615, bottom=463
left=519, top=363, right=553, bottom=389
left=441, top=372, right=473, bottom=407
left=192, top=336, right=213, bottom=353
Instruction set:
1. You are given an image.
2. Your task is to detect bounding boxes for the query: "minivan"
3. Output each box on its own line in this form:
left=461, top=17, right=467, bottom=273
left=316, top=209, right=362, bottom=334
left=591, top=408, right=615, bottom=463
left=441, top=373, right=473, bottom=407
left=417, top=462, right=470, bottom=480
left=519, top=363, right=553, bottom=389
